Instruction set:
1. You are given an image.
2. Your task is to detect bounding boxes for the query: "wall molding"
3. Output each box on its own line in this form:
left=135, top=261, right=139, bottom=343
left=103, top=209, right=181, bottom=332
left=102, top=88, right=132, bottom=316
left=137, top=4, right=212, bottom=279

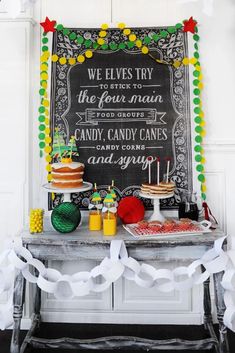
left=203, top=139, right=235, bottom=152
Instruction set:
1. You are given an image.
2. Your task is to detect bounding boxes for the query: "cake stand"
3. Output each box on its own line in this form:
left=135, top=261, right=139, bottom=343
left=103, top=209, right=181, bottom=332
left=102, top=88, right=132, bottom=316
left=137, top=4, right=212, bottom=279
left=139, top=192, right=174, bottom=222
left=43, top=182, right=93, bottom=202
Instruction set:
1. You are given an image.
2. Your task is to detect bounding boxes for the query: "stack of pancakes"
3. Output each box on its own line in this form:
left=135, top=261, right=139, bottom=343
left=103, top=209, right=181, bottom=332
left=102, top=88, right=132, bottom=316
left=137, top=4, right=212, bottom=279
left=140, top=181, right=175, bottom=195
left=51, top=161, right=84, bottom=188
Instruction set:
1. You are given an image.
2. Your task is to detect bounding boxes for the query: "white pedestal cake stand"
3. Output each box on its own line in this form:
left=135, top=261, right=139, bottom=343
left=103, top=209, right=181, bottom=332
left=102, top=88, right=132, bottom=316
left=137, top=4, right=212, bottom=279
left=43, top=182, right=93, bottom=202
left=139, top=192, right=174, bottom=222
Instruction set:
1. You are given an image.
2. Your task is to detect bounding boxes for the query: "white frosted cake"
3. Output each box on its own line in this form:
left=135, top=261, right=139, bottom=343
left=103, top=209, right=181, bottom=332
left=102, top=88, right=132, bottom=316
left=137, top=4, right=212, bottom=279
left=51, top=158, right=84, bottom=188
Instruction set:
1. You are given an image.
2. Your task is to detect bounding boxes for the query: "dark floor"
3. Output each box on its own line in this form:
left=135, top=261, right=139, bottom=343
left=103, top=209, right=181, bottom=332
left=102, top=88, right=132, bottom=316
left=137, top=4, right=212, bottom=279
left=0, top=323, right=234, bottom=353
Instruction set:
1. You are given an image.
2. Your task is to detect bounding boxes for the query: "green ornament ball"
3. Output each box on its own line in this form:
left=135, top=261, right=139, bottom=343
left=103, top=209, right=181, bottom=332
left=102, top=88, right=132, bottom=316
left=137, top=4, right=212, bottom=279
left=51, top=202, right=81, bottom=233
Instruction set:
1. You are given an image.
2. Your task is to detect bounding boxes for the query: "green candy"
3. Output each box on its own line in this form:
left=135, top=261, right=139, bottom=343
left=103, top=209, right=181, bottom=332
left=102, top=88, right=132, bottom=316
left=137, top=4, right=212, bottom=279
left=193, top=97, right=201, bottom=105
left=198, top=174, right=205, bottom=182
left=152, top=34, right=160, bottom=42
left=118, top=43, right=126, bottom=49
left=194, top=145, right=202, bottom=153
left=42, top=37, right=48, bottom=44
left=196, top=164, right=204, bottom=172
left=56, top=24, right=64, bottom=31
left=195, top=154, right=202, bottom=162
left=176, top=23, right=183, bottom=29
left=39, top=124, right=46, bottom=131
left=195, top=125, right=203, bottom=133
left=76, top=36, right=84, bottom=44
left=69, top=32, right=77, bottom=40
left=160, top=30, right=168, bottom=38
left=38, top=115, right=45, bottom=123
left=84, top=39, right=92, bottom=48
left=168, top=26, right=176, bottom=33
left=194, top=88, right=200, bottom=96
left=144, top=36, right=151, bottom=44
left=39, top=133, right=45, bottom=140
left=193, top=70, right=200, bottom=77
left=195, top=135, right=202, bottom=143
left=109, top=42, right=118, bottom=50
left=42, top=46, right=48, bottom=52
left=194, top=116, right=202, bottom=124
left=38, top=106, right=45, bottom=113
left=193, top=34, right=200, bottom=41
left=39, top=141, right=45, bottom=149
left=101, top=43, right=109, bottom=50
left=63, top=28, right=70, bottom=36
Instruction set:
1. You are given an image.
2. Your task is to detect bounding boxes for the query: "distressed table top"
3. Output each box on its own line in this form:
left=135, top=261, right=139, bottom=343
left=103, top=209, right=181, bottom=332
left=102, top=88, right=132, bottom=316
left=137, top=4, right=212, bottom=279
left=20, top=218, right=226, bottom=262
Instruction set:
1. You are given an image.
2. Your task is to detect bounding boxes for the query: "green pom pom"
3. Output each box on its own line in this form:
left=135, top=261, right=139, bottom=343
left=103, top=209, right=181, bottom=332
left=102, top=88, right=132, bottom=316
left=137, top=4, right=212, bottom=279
left=198, top=174, right=205, bottom=182
left=39, top=124, right=46, bottom=131
left=39, top=115, right=45, bottom=123
left=195, top=125, right=203, bottom=133
left=194, top=107, right=201, bottom=114
left=195, top=154, right=202, bottom=162
left=51, top=202, right=81, bottom=233
left=39, top=141, right=45, bottom=149
left=195, top=135, right=202, bottom=143
left=42, top=46, right=48, bottom=52
left=193, top=97, right=201, bottom=105
left=194, top=116, right=202, bottom=124
left=193, top=70, right=200, bottom=78
left=194, top=145, right=202, bottom=152
left=39, top=88, right=45, bottom=96
left=193, top=79, right=199, bottom=86
left=39, top=106, right=45, bottom=113
left=39, top=133, right=45, bottom=140
left=194, top=88, right=200, bottom=96
left=196, top=164, right=204, bottom=172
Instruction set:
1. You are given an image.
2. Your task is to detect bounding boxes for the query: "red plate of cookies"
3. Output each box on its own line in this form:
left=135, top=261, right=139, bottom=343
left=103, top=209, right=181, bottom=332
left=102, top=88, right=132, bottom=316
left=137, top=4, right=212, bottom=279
left=123, top=218, right=212, bottom=239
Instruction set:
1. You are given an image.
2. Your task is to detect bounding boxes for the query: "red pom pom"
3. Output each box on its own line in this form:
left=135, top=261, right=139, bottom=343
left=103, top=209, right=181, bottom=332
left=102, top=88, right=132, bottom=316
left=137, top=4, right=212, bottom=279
left=117, top=196, right=145, bottom=224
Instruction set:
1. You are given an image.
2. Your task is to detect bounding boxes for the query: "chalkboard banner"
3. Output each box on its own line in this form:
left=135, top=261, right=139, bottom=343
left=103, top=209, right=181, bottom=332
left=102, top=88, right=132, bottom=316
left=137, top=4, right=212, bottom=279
left=49, top=27, right=192, bottom=210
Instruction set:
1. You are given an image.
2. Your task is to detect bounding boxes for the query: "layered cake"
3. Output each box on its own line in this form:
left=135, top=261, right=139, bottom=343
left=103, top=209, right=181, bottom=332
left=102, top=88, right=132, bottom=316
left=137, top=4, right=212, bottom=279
left=140, top=181, right=175, bottom=195
left=51, top=158, right=84, bottom=188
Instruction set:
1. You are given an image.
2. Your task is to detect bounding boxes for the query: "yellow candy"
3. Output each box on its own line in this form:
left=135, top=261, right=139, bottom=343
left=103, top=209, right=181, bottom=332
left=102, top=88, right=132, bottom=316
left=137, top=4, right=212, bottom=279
left=85, top=50, right=93, bottom=58
left=68, top=57, right=76, bottom=65
left=51, top=54, right=59, bottom=62
left=118, top=23, right=126, bottom=29
left=59, top=57, right=67, bottom=65
left=141, top=46, right=149, bottom=54
left=129, top=34, right=136, bottom=42
left=123, top=28, right=131, bottom=35
left=99, top=30, right=107, bottom=38
left=77, top=54, right=85, bottom=63
left=135, top=40, right=142, bottom=48
left=182, top=57, right=189, bottom=65
left=101, top=23, right=109, bottom=30
left=97, top=38, right=105, bottom=45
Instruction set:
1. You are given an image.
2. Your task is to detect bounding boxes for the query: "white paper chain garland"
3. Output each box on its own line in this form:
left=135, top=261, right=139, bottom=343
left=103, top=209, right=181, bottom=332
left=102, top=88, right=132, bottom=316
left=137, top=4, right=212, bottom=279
left=0, top=236, right=235, bottom=332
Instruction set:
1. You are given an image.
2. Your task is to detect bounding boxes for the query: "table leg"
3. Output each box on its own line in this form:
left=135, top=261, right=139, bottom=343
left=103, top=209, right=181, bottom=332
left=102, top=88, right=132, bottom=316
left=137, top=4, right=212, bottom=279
left=213, top=271, right=230, bottom=353
left=10, top=270, right=26, bottom=353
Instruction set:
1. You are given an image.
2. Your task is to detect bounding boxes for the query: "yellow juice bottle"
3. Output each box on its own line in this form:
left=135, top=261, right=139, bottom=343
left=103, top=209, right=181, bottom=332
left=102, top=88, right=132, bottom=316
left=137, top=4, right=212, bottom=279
left=102, top=192, right=117, bottom=236
left=89, top=190, right=103, bottom=231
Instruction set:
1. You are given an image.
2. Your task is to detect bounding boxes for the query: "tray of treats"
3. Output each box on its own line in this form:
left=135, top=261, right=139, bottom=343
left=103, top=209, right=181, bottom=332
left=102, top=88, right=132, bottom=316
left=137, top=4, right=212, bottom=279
left=123, top=218, right=212, bottom=239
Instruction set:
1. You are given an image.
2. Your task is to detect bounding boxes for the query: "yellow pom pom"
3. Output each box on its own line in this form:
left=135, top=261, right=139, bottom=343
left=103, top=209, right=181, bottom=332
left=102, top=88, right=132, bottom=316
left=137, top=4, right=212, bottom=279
left=182, top=57, right=190, bottom=65
left=45, top=109, right=49, bottom=116
left=129, top=34, right=136, bottom=42
left=51, top=54, right=59, bottom=62
left=45, top=136, right=52, bottom=143
left=45, top=117, right=49, bottom=125
left=123, top=28, right=131, bottom=35
left=41, top=63, right=48, bottom=71
left=59, top=57, right=67, bottom=65
left=42, top=99, right=49, bottom=107
left=45, top=127, right=50, bottom=134
left=77, top=54, right=85, bottom=63
left=118, top=23, right=126, bottom=29
left=135, top=40, right=142, bottom=48
left=141, top=46, right=149, bottom=54
left=97, top=38, right=105, bottom=45
left=46, top=164, right=52, bottom=172
left=189, top=57, right=197, bottom=65
left=45, top=155, right=52, bottom=163
left=44, top=146, right=52, bottom=153
left=47, top=174, right=53, bottom=182
left=40, top=72, right=48, bottom=80
left=85, top=50, right=93, bottom=58
left=101, top=23, right=109, bottom=30
left=68, top=58, right=76, bottom=65
left=99, top=30, right=107, bottom=38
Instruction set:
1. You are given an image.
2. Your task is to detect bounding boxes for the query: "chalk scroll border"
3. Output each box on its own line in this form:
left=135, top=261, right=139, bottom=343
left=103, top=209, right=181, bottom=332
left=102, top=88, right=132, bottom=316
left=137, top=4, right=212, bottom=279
left=49, top=27, right=192, bottom=210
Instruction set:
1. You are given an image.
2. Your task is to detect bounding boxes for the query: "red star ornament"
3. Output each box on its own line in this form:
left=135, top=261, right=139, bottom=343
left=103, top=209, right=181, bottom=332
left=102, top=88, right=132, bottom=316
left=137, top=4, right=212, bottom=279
left=183, top=16, right=197, bottom=34
left=40, top=17, right=56, bottom=33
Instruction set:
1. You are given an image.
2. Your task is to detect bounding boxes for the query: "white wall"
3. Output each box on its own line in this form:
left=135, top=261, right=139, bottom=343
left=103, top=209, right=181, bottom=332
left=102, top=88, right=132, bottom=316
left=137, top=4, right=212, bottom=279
left=0, top=0, right=235, bottom=326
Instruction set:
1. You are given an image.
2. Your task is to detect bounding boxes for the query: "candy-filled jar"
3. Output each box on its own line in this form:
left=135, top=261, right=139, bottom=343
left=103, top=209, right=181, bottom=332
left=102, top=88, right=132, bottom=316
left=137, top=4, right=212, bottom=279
left=89, top=191, right=102, bottom=231
left=102, top=193, right=117, bottom=236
